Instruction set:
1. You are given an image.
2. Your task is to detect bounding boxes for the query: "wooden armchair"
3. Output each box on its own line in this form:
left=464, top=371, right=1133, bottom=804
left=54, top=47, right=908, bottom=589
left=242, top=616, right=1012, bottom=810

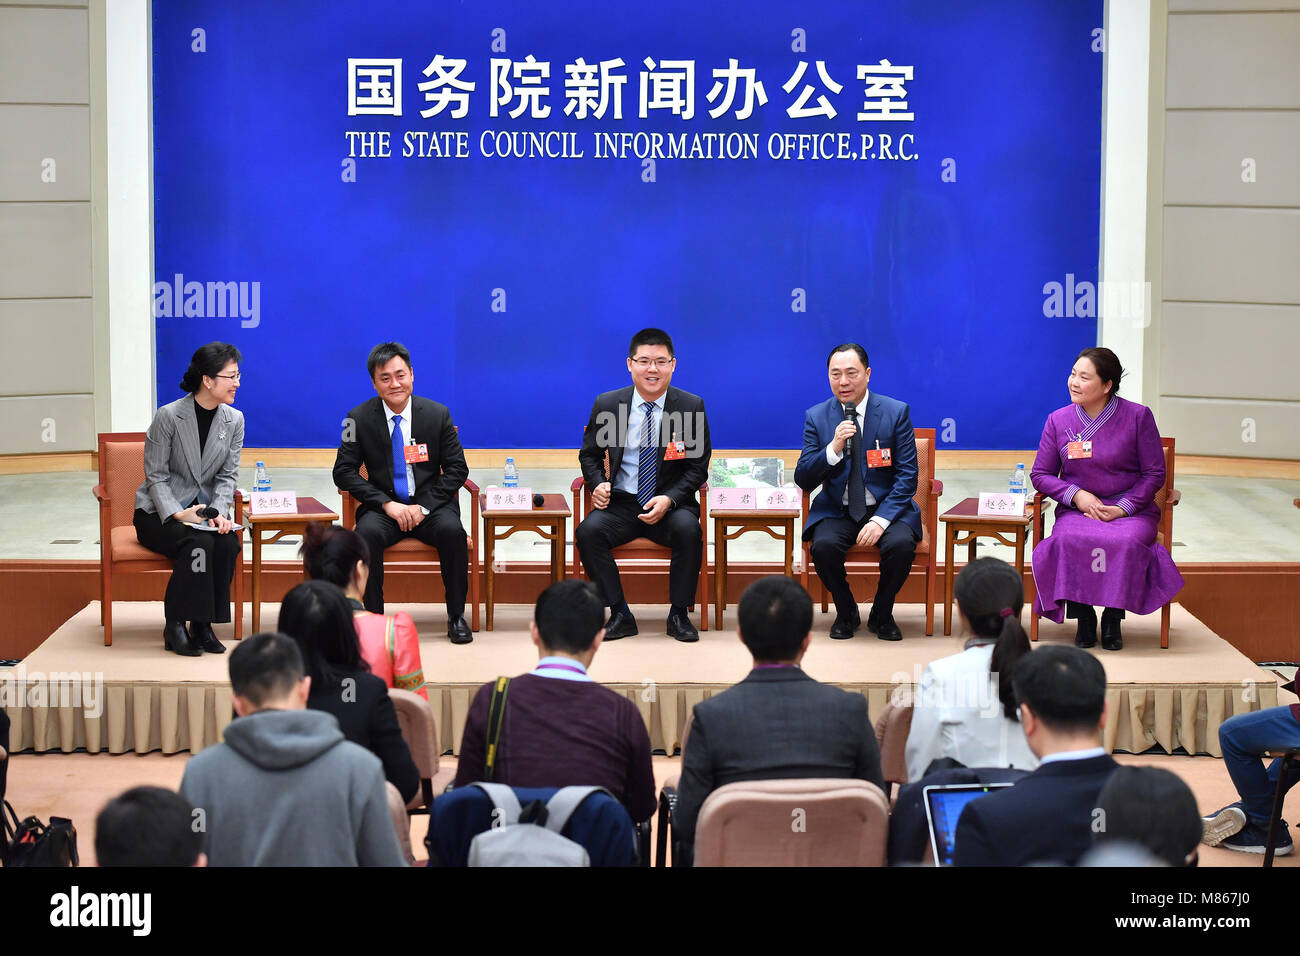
left=338, top=464, right=481, bottom=632
left=800, top=427, right=942, bottom=635
left=1030, top=435, right=1180, bottom=648
left=569, top=476, right=710, bottom=631
left=93, top=431, right=244, bottom=646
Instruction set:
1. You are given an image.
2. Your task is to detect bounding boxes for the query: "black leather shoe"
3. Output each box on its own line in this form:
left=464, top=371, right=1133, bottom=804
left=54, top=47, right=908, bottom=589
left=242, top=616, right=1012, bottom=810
left=829, top=611, right=860, bottom=640
left=666, top=611, right=699, bottom=643
left=1070, top=602, right=1098, bottom=648
left=602, top=610, right=639, bottom=641
left=1101, top=609, right=1123, bottom=651
left=867, top=615, right=904, bottom=641
left=164, top=620, right=201, bottom=657
left=448, top=616, right=473, bottom=645
left=189, top=622, right=226, bottom=654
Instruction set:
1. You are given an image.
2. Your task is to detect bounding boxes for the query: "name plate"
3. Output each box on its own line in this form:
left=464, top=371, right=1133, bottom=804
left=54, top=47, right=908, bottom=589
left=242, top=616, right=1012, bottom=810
left=759, top=486, right=802, bottom=511
left=484, top=486, right=534, bottom=511
left=709, top=488, right=757, bottom=510
left=977, top=492, right=1026, bottom=517
left=249, top=490, right=298, bottom=515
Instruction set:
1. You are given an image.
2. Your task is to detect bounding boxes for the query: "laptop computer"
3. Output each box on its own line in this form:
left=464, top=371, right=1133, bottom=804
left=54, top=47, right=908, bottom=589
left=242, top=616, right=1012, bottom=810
left=923, top=782, right=1014, bottom=866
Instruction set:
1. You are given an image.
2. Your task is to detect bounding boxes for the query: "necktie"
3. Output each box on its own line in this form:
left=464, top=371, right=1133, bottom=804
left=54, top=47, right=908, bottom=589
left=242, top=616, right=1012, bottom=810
left=848, top=413, right=867, bottom=523
left=391, top=414, right=410, bottom=503
left=637, top=402, right=658, bottom=508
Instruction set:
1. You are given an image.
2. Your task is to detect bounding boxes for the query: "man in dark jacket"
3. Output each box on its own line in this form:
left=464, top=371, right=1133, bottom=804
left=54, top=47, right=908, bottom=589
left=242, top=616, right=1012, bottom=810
left=674, top=576, right=885, bottom=862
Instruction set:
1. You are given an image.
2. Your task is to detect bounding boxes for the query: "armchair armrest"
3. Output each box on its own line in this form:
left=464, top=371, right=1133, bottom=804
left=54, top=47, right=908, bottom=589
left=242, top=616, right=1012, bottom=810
left=92, top=484, right=109, bottom=505
left=463, top=477, right=480, bottom=495
left=931, top=478, right=944, bottom=497
left=1169, top=489, right=1181, bottom=507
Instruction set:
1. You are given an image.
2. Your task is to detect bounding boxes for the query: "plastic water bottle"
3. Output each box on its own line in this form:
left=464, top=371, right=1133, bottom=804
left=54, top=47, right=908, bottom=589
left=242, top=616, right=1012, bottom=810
left=255, top=461, right=271, bottom=493
left=1009, top=463, right=1026, bottom=497
left=503, top=457, right=519, bottom=489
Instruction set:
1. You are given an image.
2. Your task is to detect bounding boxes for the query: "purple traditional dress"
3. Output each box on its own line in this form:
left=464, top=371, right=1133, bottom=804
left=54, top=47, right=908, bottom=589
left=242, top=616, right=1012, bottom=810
left=1030, top=395, right=1184, bottom=622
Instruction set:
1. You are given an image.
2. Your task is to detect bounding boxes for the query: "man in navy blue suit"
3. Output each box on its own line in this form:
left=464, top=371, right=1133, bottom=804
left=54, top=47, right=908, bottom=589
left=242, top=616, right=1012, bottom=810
left=795, top=344, right=921, bottom=640
left=953, top=645, right=1118, bottom=867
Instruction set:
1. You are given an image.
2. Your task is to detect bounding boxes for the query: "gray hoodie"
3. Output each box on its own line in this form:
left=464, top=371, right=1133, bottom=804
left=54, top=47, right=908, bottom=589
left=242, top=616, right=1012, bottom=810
left=180, top=708, right=406, bottom=867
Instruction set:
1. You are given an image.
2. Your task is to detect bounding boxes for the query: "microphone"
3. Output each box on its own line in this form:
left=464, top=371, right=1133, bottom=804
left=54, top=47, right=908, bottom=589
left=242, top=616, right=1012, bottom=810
left=843, top=402, right=857, bottom=457
left=532, top=493, right=545, bottom=508
left=197, top=506, right=219, bottom=520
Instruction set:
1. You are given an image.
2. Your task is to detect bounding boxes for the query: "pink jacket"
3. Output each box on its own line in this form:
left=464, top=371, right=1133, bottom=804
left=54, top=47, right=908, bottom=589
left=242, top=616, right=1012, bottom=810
left=353, top=609, right=427, bottom=700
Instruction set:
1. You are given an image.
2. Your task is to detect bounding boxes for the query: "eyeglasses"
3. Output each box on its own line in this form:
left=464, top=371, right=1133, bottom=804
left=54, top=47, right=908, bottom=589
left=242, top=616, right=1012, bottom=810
left=631, top=358, right=674, bottom=369
left=214, top=372, right=242, bottom=383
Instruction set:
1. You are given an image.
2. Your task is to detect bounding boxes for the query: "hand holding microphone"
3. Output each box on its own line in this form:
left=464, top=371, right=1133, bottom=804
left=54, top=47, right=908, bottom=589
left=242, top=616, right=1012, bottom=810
left=832, top=403, right=858, bottom=456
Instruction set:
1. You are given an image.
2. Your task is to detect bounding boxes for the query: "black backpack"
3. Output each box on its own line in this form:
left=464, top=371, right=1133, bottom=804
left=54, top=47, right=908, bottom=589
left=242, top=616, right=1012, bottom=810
left=2, top=800, right=79, bottom=867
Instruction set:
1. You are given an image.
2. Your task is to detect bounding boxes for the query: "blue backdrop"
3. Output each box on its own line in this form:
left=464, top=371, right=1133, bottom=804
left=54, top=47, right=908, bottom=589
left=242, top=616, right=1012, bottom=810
left=152, top=0, right=1102, bottom=450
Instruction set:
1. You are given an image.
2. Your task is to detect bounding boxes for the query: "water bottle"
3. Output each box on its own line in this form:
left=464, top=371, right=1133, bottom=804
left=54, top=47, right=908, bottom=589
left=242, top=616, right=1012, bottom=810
left=1009, top=462, right=1026, bottom=497
left=503, top=457, right=519, bottom=489
left=255, top=461, right=271, bottom=493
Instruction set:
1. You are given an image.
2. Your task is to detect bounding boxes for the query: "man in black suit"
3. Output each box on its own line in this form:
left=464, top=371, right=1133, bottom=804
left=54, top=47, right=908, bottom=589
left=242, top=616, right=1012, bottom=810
left=333, top=342, right=472, bottom=644
left=954, top=645, right=1118, bottom=866
left=576, top=328, right=711, bottom=643
left=674, top=576, right=885, bottom=862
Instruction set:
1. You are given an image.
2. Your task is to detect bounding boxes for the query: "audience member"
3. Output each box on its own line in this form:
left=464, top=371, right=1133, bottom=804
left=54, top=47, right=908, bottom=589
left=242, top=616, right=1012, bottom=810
left=954, top=645, right=1117, bottom=866
left=454, top=580, right=655, bottom=823
left=674, top=575, right=885, bottom=863
left=905, top=557, right=1038, bottom=780
left=179, top=632, right=405, bottom=866
left=301, top=522, right=427, bottom=699
left=278, top=580, right=419, bottom=804
left=1094, top=766, right=1200, bottom=866
left=95, top=785, right=205, bottom=867
left=1201, top=704, right=1300, bottom=856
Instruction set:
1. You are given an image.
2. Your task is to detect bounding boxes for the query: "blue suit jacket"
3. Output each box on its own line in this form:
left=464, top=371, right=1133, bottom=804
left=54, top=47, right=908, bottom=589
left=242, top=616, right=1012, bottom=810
left=794, top=392, right=921, bottom=537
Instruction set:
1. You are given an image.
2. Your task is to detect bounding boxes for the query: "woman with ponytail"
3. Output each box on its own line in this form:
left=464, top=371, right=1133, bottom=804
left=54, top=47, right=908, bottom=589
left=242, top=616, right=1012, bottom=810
left=904, top=557, right=1038, bottom=780
left=301, top=522, right=427, bottom=700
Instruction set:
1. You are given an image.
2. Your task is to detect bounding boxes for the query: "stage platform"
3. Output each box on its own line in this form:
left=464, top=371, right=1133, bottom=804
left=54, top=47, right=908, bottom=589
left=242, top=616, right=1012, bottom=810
left=1, top=601, right=1280, bottom=759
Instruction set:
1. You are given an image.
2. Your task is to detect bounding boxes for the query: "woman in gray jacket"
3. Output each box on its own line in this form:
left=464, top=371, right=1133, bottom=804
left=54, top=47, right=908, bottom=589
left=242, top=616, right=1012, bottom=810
left=133, top=342, right=244, bottom=657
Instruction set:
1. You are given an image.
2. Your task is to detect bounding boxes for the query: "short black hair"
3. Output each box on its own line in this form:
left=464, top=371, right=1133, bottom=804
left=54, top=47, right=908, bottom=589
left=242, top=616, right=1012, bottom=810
left=1095, top=766, right=1201, bottom=866
left=534, top=580, right=606, bottom=654
left=178, top=341, right=241, bottom=393
left=95, top=786, right=203, bottom=867
left=367, top=342, right=413, bottom=379
left=1012, top=645, right=1106, bottom=735
left=737, top=576, right=813, bottom=661
left=1076, top=346, right=1123, bottom=397
left=278, top=580, right=367, bottom=690
left=228, top=631, right=306, bottom=707
left=628, top=328, right=674, bottom=359
left=827, top=343, right=869, bottom=369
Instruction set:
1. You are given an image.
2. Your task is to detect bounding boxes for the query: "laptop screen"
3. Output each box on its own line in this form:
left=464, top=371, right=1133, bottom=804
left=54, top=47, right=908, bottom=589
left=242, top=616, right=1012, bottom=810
left=924, top=783, right=1013, bottom=866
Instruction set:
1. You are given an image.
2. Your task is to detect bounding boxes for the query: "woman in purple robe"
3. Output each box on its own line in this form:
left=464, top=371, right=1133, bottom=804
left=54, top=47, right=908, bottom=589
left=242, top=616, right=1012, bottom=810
left=1030, top=348, right=1184, bottom=650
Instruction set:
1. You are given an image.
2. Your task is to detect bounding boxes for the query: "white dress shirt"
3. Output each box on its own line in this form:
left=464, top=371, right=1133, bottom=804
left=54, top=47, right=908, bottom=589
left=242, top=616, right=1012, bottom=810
left=383, top=398, right=417, bottom=502
left=614, top=391, right=666, bottom=497
left=904, top=643, right=1041, bottom=781
left=1039, top=746, right=1106, bottom=765
left=824, top=390, right=888, bottom=530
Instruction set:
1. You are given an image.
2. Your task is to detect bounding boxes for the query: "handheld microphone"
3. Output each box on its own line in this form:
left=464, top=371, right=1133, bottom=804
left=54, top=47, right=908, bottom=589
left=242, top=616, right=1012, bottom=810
left=197, top=506, right=220, bottom=520
left=843, top=402, right=857, bottom=457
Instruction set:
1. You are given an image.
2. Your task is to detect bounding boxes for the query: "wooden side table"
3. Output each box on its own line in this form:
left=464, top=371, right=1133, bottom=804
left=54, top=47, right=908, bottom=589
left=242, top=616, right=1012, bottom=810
left=712, top=509, right=799, bottom=630
left=481, top=493, right=571, bottom=631
left=242, top=496, right=340, bottom=633
left=939, top=496, right=1040, bottom=635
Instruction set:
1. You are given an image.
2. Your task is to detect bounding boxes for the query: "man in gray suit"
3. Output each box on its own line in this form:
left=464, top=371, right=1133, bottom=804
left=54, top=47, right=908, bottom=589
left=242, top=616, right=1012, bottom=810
left=674, top=576, right=885, bottom=862
left=134, top=342, right=244, bottom=656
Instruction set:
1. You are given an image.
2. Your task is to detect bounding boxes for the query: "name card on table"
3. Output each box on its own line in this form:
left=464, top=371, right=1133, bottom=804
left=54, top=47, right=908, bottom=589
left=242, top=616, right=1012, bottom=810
left=709, top=488, right=757, bottom=510
left=759, top=486, right=802, bottom=511
left=483, top=486, right=534, bottom=511
left=249, top=490, right=298, bottom=515
left=977, top=492, right=1026, bottom=517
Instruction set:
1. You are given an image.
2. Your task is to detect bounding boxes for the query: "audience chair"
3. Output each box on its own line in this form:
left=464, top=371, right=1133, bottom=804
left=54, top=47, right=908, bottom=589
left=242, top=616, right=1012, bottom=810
left=385, top=781, right=415, bottom=865
left=1264, top=749, right=1300, bottom=868
left=338, top=460, right=481, bottom=632
left=569, top=476, right=710, bottom=631
left=874, top=698, right=914, bottom=802
left=800, top=427, right=942, bottom=635
left=389, top=688, right=455, bottom=813
left=1030, top=436, right=1179, bottom=648
left=93, top=432, right=244, bottom=646
left=694, top=778, right=890, bottom=866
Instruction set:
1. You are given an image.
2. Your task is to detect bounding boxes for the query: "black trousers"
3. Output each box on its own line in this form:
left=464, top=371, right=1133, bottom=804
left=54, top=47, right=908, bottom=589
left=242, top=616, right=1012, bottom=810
left=575, top=491, right=702, bottom=610
left=807, top=509, right=918, bottom=620
left=133, top=508, right=240, bottom=624
left=355, top=506, right=467, bottom=618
